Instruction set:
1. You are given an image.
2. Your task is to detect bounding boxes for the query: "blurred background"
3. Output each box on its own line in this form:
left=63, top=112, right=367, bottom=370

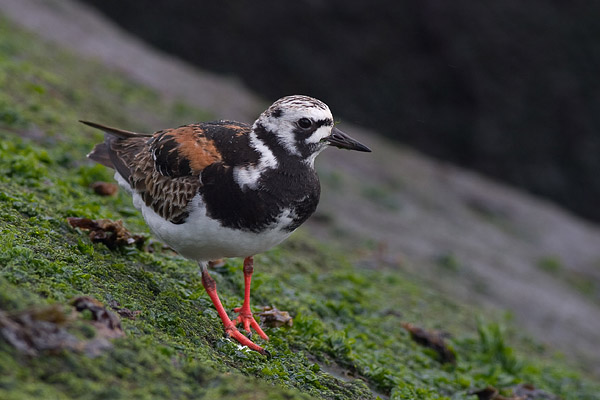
left=79, top=0, right=600, bottom=223
left=1, top=0, right=600, bottom=379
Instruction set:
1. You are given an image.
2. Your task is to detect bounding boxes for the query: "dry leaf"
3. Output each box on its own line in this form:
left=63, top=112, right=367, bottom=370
left=470, top=384, right=559, bottom=400
left=257, top=306, right=293, bottom=328
left=71, top=296, right=123, bottom=337
left=67, top=217, right=146, bottom=249
left=401, top=322, right=456, bottom=364
left=0, top=297, right=124, bottom=358
left=208, top=259, right=225, bottom=268
left=108, top=300, right=141, bottom=320
left=90, top=181, right=118, bottom=196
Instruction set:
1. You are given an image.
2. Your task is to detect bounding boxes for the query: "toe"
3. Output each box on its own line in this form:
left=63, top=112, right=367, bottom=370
left=228, top=328, right=267, bottom=355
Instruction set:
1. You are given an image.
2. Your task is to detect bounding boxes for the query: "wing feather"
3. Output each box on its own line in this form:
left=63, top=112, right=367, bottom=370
left=83, top=120, right=253, bottom=224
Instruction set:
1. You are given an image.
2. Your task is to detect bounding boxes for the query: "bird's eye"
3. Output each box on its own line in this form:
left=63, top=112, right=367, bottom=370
left=297, top=118, right=312, bottom=129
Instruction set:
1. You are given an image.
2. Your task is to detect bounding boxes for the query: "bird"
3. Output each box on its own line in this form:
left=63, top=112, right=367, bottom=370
left=81, top=95, right=371, bottom=355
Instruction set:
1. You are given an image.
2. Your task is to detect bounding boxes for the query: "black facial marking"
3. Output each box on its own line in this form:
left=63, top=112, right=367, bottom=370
left=293, top=125, right=317, bottom=138
left=316, top=118, right=333, bottom=127
left=271, top=108, right=283, bottom=118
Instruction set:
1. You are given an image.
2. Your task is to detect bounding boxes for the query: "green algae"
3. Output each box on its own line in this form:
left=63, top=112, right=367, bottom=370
left=0, top=16, right=599, bottom=400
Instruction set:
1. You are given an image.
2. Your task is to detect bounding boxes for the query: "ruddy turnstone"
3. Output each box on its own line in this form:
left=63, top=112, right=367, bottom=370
left=82, top=95, right=371, bottom=354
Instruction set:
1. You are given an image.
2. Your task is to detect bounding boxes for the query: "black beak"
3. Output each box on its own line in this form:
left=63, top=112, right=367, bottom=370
left=325, top=126, right=372, bottom=152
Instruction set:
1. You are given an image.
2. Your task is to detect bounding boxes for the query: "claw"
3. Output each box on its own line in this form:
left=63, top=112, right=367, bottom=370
left=232, top=306, right=269, bottom=340
left=223, top=322, right=267, bottom=354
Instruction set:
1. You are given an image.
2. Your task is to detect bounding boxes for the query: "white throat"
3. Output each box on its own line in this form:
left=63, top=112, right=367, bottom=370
left=303, top=146, right=326, bottom=168
left=233, top=131, right=278, bottom=190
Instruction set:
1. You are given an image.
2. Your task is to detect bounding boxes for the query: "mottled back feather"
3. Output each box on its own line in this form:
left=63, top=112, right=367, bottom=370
left=83, top=120, right=254, bottom=225
left=129, top=146, right=201, bottom=224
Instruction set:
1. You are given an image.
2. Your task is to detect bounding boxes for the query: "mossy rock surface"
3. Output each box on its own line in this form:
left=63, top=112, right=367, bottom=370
left=0, top=17, right=598, bottom=400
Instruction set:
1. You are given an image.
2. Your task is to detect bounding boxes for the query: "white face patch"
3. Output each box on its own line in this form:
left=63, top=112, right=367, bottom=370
left=274, top=126, right=301, bottom=156
left=256, top=96, right=334, bottom=157
left=305, top=125, right=333, bottom=144
left=233, top=131, right=278, bottom=190
left=257, top=115, right=301, bottom=156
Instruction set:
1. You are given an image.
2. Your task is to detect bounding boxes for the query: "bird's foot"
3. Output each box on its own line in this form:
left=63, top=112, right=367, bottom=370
left=201, top=261, right=268, bottom=355
left=232, top=305, right=269, bottom=340
left=223, top=320, right=269, bottom=355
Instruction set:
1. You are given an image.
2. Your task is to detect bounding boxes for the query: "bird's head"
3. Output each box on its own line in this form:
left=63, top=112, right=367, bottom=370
left=253, top=95, right=371, bottom=166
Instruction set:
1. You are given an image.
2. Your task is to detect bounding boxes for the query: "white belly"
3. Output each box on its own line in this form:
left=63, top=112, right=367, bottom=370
left=114, top=172, right=295, bottom=261
left=137, top=193, right=294, bottom=261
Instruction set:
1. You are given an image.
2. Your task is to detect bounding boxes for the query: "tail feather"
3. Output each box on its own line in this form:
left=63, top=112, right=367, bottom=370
left=79, top=120, right=149, bottom=139
left=81, top=120, right=150, bottom=178
left=87, top=142, right=113, bottom=168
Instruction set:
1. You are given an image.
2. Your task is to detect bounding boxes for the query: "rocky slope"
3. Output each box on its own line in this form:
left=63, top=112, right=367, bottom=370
left=0, top=1, right=598, bottom=398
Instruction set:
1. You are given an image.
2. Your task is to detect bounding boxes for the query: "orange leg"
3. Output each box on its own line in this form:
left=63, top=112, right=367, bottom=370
left=202, top=264, right=268, bottom=355
left=200, top=261, right=267, bottom=355
left=232, top=257, right=269, bottom=340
